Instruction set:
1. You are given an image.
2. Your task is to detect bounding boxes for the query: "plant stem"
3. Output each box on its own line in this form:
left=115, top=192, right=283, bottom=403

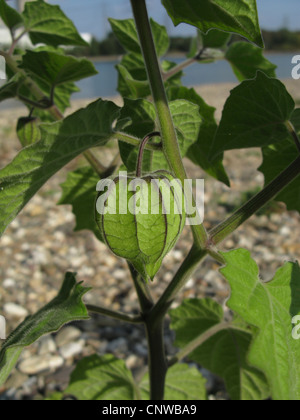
left=286, top=120, right=300, bottom=154
left=210, top=155, right=300, bottom=245
left=8, top=30, right=27, bottom=56
left=83, top=150, right=107, bottom=177
left=136, top=131, right=161, bottom=177
left=145, top=318, right=168, bottom=400
left=162, top=57, right=196, bottom=81
left=162, top=50, right=217, bottom=82
left=149, top=246, right=208, bottom=321
left=128, top=264, right=154, bottom=314
left=168, top=322, right=231, bottom=367
left=130, top=0, right=208, bottom=250
left=86, top=304, right=143, bottom=324
left=116, top=131, right=162, bottom=152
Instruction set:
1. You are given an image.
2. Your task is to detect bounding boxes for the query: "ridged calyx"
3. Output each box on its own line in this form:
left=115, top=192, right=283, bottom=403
left=95, top=170, right=185, bottom=281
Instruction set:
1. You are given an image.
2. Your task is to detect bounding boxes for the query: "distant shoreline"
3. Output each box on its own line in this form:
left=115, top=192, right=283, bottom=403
left=87, top=50, right=299, bottom=63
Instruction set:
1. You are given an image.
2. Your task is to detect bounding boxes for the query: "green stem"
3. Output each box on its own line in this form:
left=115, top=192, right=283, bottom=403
left=162, top=49, right=217, bottom=82
left=8, top=29, right=27, bottom=55
left=128, top=264, right=154, bottom=314
left=145, top=318, right=168, bottom=400
left=149, top=246, right=208, bottom=321
left=136, top=131, right=161, bottom=177
left=130, top=0, right=208, bottom=250
left=210, top=155, right=300, bottom=245
left=83, top=150, right=107, bottom=177
left=168, top=322, right=232, bottom=367
left=86, top=304, right=143, bottom=324
left=286, top=120, right=300, bottom=154
left=162, top=57, right=196, bottom=81
left=116, top=131, right=162, bottom=152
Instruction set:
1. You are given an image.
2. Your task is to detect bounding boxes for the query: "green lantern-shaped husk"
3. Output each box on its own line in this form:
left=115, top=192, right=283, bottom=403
left=95, top=170, right=186, bottom=281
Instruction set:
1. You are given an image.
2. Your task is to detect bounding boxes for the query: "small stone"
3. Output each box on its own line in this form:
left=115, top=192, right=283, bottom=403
left=200, top=368, right=215, bottom=393
left=19, top=355, right=64, bottom=375
left=107, top=337, right=128, bottom=353
left=3, top=278, right=16, bottom=288
left=172, top=250, right=183, bottom=261
left=47, top=356, right=64, bottom=370
left=55, top=326, right=82, bottom=347
left=5, top=371, right=29, bottom=389
left=59, top=339, right=85, bottom=359
left=134, top=343, right=148, bottom=357
left=279, top=226, right=291, bottom=237
left=4, top=303, right=28, bottom=318
left=1, top=236, right=13, bottom=246
left=113, top=269, right=127, bottom=281
left=164, top=272, right=173, bottom=282
left=39, top=336, right=57, bottom=355
left=126, top=355, right=139, bottom=370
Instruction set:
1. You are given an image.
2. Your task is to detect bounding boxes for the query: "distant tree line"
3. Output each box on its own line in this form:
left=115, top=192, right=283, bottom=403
left=70, top=29, right=300, bottom=57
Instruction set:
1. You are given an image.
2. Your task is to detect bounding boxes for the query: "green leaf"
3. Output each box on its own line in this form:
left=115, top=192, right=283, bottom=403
left=59, top=167, right=103, bottom=242
left=23, top=0, right=88, bottom=47
left=210, top=72, right=295, bottom=158
left=0, top=99, right=120, bottom=237
left=221, top=249, right=300, bottom=400
left=0, top=272, right=90, bottom=386
left=167, top=86, right=229, bottom=185
left=116, top=64, right=151, bottom=99
left=259, top=110, right=300, bottom=212
left=117, top=98, right=201, bottom=173
left=0, top=0, right=23, bottom=30
left=140, top=364, right=207, bottom=400
left=17, top=117, right=41, bottom=147
left=116, top=57, right=182, bottom=100
left=109, top=18, right=169, bottom=57
left=117, top=98, right=157, bottom=172
left=226, top=42, right=277, bottom=81
left=20, top=50, right=98, bottom=87
left=169, top=99, right=202, bottom=156
left=0, top=74, right=22, bottom=102
left=65, top=354, right=139, bottom=400
left=170, top=298, right=269, bottom=400
left=201, top=28, right=231, bottom=49
left=162, top=0, right=264, bottom=47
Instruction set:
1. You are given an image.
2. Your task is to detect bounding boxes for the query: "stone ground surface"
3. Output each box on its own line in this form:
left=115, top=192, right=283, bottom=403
left=0, top=80, right=299, bottom=400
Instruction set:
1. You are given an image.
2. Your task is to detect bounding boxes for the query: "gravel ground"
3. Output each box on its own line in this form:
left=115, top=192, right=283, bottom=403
left=0, top=81, right=299, bottom=400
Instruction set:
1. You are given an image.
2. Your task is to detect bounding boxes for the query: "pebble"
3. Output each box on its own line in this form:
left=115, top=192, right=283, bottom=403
left=3, top=278, right=16, bottom=289
left=19, top=355, right=64, bottom=375
left=3, top=303, right=28, bottom=318
left=5, top=372, right=29, bottom=390
left=107, top=337, right=128, bottom=353
left=126, top=355, right=139, bottom=370
left=39, top=336, right=57, bottom=355
left=113, top=269, right=127, bottom=281
left=59, top=339, right=85, bottom=359
left=55, top=326, right=82, bottom=347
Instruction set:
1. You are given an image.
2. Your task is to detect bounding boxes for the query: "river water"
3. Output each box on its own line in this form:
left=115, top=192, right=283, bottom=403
left=73, top=53, right=298, bottom=99
left=0, top=53, right=298, bottom=109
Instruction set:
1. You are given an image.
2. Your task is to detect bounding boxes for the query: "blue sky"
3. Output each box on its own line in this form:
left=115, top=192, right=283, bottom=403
left=15, top=0, right=300, bottom=40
